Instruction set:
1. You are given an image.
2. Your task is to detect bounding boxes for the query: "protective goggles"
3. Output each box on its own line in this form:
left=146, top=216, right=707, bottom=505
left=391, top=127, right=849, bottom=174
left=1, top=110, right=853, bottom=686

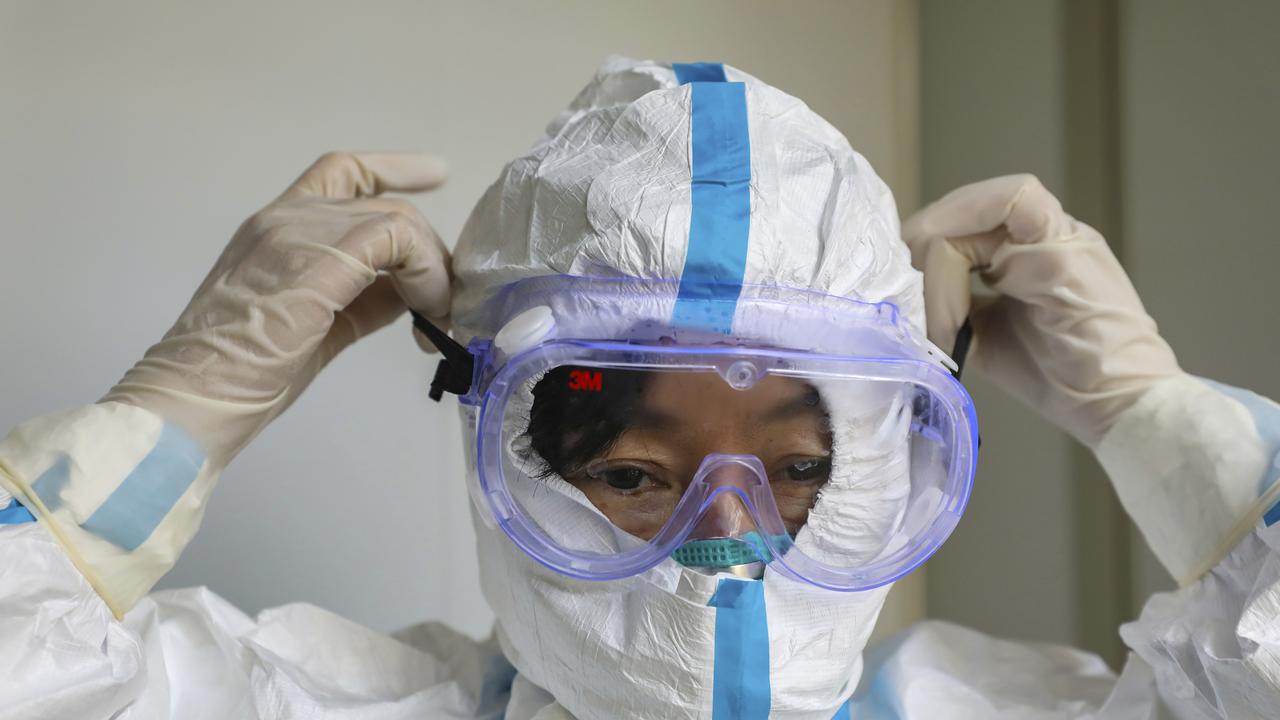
left=417, top=276, right=978, bottom=591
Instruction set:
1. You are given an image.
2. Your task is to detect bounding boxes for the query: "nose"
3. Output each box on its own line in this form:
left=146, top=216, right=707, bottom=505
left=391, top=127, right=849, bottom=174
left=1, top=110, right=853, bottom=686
left=688, top=490, right=757, bottom=540
left=672, top=454, right=777, bottom=578
left=684, top=456, right=766, bottom=541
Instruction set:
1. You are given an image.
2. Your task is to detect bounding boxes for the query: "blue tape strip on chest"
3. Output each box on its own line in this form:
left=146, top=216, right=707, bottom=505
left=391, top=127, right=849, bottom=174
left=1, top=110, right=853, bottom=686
left=709, top=577, right=771, bottom=719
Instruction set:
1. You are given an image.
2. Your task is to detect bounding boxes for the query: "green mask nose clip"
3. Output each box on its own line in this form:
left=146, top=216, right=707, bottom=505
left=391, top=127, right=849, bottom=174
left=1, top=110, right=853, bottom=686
left=671, top=531, right=789, bottom=569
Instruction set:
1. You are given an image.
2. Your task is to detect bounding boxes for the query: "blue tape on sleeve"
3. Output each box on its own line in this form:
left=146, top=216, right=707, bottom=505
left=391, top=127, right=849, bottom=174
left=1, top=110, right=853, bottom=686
left=831, top=698, right=852, bottom=720
left=0, top=498, right=36, bottom=524
left=80, top=423, right=205, bottom=550
left=30, top=455, right=72, bottom=512
left=477, top=656, right=517, bottom=714
left=1265, top=502, right=1280, bottom=528
left=1201, top=378, right=1280, bottom=526
left=672, top=79, right=752, bottom=335
left=708, top=578, right=770, bottom=719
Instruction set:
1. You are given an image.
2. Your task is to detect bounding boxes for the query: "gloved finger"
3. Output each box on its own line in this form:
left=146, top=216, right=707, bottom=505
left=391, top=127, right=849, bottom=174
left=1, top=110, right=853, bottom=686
left=334, top=204, right=453, bottom=319
left=914, top=233, right=975, bottom=352
left=903, top=174, right=1084, bottom=346
left=267, top=277, right=407, bottom=422
left=321, top=275, right=407, bottom=363
left=902, top=174, right=1069, bottom=252
left=412, top=317, right=450, bottom=354
left=282, top=152, right=448, bottom=201
left=964, top=293, right=1036, bottom=384
left=902, top=191, right=1007, bottom=284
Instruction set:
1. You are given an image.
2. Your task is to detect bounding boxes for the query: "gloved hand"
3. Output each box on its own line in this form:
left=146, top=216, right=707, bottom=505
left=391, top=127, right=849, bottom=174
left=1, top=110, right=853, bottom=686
left=103, top=152, right=452, bottom=467
left=901, top=174, right=1181, bottom=446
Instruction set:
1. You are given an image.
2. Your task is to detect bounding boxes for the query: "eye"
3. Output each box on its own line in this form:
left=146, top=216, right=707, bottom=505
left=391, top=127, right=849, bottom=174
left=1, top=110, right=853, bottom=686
left=780, top=457, right=831, bottom=484
left=585, top=461, right=655, bottom=492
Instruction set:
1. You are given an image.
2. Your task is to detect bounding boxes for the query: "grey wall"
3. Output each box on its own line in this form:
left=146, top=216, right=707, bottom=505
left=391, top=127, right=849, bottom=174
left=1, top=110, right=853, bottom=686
left=921, top=0, right=1279, bottom=665
left=919, top=0, right=1080, bottom=649
left=0, top=0, right=921, bottom=637
left=1120, top=0, right=1280, bottom=605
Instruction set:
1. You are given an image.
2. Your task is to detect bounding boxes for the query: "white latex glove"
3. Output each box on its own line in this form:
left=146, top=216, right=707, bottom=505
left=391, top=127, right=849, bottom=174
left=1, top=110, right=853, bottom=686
left=902, top=174, right=1181, bottom=446
left=103, top=152, right=452, bottom=467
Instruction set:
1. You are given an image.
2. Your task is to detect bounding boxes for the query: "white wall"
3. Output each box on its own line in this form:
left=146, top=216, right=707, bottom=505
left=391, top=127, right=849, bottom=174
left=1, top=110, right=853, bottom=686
left=0, top=0, right=920, bottom=637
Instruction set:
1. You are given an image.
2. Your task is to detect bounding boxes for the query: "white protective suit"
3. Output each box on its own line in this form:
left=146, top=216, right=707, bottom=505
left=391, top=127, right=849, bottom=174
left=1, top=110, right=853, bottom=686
left=2, top=56, right=1280, bottom=719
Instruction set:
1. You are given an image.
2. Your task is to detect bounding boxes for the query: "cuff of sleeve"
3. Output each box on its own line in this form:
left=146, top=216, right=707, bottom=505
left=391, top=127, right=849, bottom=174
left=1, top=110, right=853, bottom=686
left=0, top=402, right=218, bottom=618
left=1095, top=374, right=1280, bottom=586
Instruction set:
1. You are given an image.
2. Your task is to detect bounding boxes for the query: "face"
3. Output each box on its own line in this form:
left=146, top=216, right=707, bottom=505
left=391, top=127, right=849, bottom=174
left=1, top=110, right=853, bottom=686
left=551, top=371, right=833, bottom=539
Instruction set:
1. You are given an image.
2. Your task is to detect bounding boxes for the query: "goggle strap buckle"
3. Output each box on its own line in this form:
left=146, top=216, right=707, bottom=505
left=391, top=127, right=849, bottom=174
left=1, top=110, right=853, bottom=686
left=409, top=310, right=476, bottom=401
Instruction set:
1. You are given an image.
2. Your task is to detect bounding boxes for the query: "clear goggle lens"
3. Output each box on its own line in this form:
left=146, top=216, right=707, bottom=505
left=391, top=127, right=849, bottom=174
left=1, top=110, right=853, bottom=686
left=479, top=355, right=976, bottom=591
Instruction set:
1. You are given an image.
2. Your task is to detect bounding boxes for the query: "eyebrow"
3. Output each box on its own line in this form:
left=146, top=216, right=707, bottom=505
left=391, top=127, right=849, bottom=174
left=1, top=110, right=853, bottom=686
left=627, top=407, right=680, bottom=430
left=760, top=390, right=826, bottom=422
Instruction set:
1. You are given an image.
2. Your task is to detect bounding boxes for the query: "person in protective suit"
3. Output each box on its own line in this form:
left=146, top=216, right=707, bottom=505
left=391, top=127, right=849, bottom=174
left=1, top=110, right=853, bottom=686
left=1, top=57, right=1277, bottom=719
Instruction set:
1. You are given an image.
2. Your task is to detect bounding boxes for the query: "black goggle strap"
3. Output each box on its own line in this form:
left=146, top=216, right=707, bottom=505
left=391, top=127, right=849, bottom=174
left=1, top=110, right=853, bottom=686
left=409, top=310, right=475, bottom=401
left=949, top=316, right=981, bottom=450
left=411, top=308, right=971, bottom=397
left=950, top=317, right=974, bottom=380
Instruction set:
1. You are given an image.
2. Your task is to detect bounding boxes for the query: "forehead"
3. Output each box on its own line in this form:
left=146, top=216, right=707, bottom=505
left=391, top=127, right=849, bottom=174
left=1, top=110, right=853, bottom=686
left=639, top=372, right=822, bottom=424
left=602, top=372, right=831, bottom=460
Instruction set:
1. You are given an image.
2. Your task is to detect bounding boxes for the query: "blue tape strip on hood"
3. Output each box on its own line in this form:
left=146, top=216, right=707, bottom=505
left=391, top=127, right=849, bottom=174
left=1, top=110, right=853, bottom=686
left=674, top=62, right=728, bottom=84
left=708, top=578, right=770, bottom=719
left=671, top=63, right=751, bottom=335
